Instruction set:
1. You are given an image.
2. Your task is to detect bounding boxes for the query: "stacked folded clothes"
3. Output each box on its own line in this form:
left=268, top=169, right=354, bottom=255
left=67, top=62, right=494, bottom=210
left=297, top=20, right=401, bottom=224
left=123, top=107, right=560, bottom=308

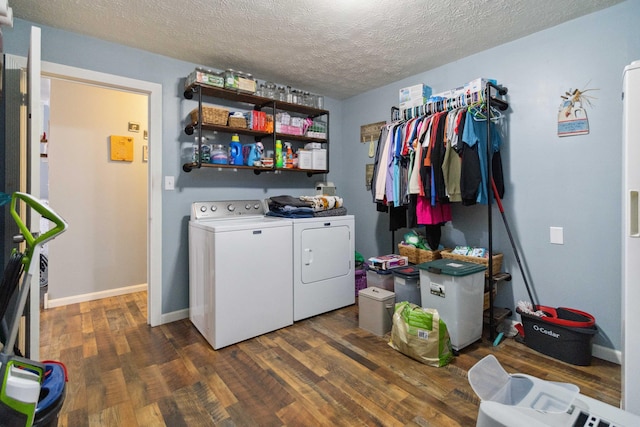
left=266, top=195, right=347, bottom=218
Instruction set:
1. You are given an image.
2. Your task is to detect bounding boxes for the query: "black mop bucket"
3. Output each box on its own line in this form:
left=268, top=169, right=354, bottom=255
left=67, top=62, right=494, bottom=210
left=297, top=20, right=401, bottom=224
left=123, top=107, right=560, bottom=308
left=516, top=305, right=598, bottom=366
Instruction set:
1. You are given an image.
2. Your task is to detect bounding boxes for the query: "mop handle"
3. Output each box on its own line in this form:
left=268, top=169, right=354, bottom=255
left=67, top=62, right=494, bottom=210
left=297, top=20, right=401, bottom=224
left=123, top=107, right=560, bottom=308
left=491, top=179, right=505, bottom=213
left=490, top=178, right=538, bottom=309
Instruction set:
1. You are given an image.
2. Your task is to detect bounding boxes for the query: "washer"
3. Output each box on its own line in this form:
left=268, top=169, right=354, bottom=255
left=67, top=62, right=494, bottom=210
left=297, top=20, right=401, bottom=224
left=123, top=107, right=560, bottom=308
left=188, top=200, right=293, bottom=349
left=292, top=215, right=355, bottom=321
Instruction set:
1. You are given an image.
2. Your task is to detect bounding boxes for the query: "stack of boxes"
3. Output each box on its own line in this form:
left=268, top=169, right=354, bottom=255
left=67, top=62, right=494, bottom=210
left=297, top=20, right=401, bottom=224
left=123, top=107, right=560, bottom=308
left=399, top=78, right=497, bottom=116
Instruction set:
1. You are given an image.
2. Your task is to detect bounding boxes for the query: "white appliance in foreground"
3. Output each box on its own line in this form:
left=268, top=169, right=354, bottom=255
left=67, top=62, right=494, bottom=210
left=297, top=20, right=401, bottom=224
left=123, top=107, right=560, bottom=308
left=470, top=355, right=640, bottom=427
left=292, top=215, right=355, bottom=321
left=622, top=60, right=640, bottom=415
left=188, top=200, right=293, bottom=349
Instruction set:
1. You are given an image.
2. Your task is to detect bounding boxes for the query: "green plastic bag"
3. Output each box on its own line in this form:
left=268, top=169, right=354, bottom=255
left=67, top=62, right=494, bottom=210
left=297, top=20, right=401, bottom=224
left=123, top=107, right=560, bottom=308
left=388, top=301, right=454, bottom=367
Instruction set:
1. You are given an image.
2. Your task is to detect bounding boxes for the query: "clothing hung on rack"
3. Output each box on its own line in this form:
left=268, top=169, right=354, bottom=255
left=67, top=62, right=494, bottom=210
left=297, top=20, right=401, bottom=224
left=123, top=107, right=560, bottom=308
left=370, top=93, right=506, bottom=239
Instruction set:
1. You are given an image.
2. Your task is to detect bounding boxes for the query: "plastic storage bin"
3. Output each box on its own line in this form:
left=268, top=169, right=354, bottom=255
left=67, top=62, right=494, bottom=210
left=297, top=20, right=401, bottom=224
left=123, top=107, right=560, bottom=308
left=358, top=287, right=395, bottom=336
left=366, top=268, right=394, bottom=291
left=418, top=259, right=486, bottom=350
left=392, top=266, right=421, bottom=305
left=355, top=268, right=367, bottom=296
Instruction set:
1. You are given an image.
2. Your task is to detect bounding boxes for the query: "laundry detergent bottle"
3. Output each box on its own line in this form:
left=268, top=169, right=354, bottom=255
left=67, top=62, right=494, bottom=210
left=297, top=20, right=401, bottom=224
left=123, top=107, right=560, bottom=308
left=229, top=134, right=243, bottom=165
left=275, top=139, right=283, bottom=168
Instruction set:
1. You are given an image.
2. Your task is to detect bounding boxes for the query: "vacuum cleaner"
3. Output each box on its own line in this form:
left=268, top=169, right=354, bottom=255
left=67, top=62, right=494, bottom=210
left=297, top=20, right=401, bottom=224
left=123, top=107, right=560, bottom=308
left=0, top=192, right=68, bottom=427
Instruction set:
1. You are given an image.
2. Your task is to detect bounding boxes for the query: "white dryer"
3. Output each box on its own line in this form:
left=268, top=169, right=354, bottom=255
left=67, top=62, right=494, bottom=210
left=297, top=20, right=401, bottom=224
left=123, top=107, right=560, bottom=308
left=189, top=200, right=293, bottom=349
left=292, top=215, right=355, bottom=321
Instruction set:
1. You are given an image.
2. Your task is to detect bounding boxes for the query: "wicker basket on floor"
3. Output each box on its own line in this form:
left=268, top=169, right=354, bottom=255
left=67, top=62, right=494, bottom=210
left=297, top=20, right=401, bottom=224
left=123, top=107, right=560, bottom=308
left=440, top=248, right=503, bottom=277
left=189, top=106, right=228, bottom=126
left=397, top=243, right=443, bottom=264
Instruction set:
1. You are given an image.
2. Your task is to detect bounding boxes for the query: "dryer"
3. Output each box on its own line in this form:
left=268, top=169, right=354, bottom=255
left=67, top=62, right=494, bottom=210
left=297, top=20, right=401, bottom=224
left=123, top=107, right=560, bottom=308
left=292, top=215, right=355, bottom=321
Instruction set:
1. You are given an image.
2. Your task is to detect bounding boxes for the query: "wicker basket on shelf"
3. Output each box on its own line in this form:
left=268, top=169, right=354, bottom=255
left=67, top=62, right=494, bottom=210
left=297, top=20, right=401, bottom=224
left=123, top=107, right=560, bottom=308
left=189, top=106, right=228, bottom=126
left=397, top=243, right=443, bottom=264
left=228, top=116, right=247, bottom=129
left=440, top=248, right=503, bottom=277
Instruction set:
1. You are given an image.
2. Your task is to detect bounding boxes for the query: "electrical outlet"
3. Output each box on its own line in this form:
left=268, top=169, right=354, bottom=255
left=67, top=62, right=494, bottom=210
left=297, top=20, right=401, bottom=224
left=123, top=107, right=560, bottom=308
left=164, top=176, right=175, bottom=190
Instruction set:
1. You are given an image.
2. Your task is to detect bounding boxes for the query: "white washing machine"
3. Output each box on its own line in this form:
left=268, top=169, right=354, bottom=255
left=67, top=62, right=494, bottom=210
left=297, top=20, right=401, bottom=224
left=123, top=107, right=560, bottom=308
left=188, top=200, right=293, bottom=349
left=292, top=215, right=355, bottom=321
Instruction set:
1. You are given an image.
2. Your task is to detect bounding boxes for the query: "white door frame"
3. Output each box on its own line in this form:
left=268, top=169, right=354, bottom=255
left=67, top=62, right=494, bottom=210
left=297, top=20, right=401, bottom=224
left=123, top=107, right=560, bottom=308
left=41, top=61, right=163, bottom=326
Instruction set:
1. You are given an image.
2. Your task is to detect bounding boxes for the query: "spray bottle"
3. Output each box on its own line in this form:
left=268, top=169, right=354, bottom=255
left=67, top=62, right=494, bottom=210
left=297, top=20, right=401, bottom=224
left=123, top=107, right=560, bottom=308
left=275, top=139, right=283, bottom=168
left=284, top=142, right=294, bottom=168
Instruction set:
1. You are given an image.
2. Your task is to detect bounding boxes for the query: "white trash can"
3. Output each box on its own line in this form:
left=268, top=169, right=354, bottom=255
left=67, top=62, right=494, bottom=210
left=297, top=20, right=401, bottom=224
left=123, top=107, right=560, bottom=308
left=358, top=287, right=395, bottom=336
left=418, top=259, right=486, bottom=350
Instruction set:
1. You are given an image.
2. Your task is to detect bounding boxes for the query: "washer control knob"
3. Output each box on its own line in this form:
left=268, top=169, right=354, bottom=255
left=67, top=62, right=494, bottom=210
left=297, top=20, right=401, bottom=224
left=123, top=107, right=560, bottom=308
left=210, top=206, right=217, bottom=212
left=245, top=204, right=252, bottom=210
left=254, top=203, right=261, bottom=210
left=200, top=206, right=207, bottom=212
left=227, top=204, right=236, bottom=212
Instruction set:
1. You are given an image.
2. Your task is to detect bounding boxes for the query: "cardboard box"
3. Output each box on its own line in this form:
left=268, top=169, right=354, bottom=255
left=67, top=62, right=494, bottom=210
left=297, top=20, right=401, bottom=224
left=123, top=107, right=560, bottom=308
left=185, top=70, right=224, bottom=89
left=368, top=254, right=409, bottom=271
left=399, top=84, right=432, bottom=104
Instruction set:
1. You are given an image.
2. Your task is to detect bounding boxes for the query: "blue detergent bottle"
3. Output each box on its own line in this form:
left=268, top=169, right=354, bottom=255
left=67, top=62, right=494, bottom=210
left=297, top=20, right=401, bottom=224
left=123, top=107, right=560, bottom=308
left=229, top=134, right=243, bottom=165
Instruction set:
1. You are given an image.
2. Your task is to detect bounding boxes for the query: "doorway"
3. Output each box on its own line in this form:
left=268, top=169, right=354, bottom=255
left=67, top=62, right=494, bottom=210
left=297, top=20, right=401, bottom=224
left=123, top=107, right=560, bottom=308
left=40, top=62, right=163, bottom=326
left=42, top=77, right=149, bottom=310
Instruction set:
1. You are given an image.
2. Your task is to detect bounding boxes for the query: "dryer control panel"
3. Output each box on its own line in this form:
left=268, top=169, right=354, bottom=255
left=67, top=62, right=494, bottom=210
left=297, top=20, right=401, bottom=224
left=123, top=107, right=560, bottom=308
left=191, top=200, right=266, bottom=220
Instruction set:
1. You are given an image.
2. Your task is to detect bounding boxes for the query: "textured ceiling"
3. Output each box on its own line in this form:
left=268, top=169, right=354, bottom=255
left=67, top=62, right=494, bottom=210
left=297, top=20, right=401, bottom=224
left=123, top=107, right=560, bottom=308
left=9, top=0, right=623, bottom=99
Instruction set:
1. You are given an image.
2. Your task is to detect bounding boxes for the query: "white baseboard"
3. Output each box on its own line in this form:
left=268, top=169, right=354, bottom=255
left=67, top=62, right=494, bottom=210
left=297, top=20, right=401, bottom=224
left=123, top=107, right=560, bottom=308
left=46, top=283, right=148, bottom=308
left=161, top=308, right=189, bottom=324
left=593, top=344, right=622, bottom=365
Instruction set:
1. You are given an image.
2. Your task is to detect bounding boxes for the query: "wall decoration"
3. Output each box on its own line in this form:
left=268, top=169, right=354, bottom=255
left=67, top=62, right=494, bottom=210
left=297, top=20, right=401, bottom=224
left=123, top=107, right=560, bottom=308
left=361, top=121, right=385, bottom=158
left=128, top=121, right=140, bottom=132
left=557, top=86, right=597, bottom=137
left=110, top=135, right=134, bottom=161
left=366, top=164, right=374, bottom=190
left=142, top=145, right=148, bottom=162
left=143, top=129, right=148, bottom=140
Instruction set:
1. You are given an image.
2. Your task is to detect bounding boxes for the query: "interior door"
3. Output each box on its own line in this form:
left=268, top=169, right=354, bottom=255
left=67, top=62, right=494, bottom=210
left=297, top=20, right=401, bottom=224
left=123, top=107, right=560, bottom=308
left=26, top=26, right=42, bottom=359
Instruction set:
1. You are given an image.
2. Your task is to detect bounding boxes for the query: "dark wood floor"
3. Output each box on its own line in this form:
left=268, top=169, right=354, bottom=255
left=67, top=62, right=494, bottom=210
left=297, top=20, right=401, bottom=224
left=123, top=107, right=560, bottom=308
left=39, top=292, right=621, bottom=426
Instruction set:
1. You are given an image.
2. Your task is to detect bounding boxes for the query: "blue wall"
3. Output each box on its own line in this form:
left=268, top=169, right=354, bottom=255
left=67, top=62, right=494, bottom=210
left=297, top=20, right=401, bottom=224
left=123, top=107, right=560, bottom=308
left=2, top=20, right=343, bottom=315
left=340, top=1, right=640, bottom=351
left=3, top=1, right=639, bottom=351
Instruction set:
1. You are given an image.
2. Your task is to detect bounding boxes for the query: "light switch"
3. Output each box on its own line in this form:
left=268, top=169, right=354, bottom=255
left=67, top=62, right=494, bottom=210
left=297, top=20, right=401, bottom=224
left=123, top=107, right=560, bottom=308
left=164, top=176, right=175, bottom=190
left=550, top=226, right=564, bottom=245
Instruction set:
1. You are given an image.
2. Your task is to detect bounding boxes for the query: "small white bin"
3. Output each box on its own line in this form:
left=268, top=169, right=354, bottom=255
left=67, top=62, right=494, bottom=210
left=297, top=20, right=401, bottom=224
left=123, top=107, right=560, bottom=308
left=358, top=287, right=395, bottom=336
left=366, top=269, right=394, bottom=291
left=418, top=259, right=486, bottom=351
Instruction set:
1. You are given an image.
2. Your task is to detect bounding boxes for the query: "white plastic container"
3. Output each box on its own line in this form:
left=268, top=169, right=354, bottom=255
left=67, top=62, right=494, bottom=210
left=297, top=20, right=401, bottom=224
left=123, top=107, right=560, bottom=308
left=297, top=149, right=312, bottom=169
left=358, top=287, right=395, bottom=336
left=366, top=269, right=394, bottom=291
left=418, top=259, right=486, bottom=350
left=312, top=149, right=327, bottom=170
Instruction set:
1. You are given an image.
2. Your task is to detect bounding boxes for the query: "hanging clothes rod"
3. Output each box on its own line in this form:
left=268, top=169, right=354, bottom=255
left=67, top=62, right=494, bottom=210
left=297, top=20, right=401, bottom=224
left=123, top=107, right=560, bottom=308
left=392, top=87, right=509, bottom=121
